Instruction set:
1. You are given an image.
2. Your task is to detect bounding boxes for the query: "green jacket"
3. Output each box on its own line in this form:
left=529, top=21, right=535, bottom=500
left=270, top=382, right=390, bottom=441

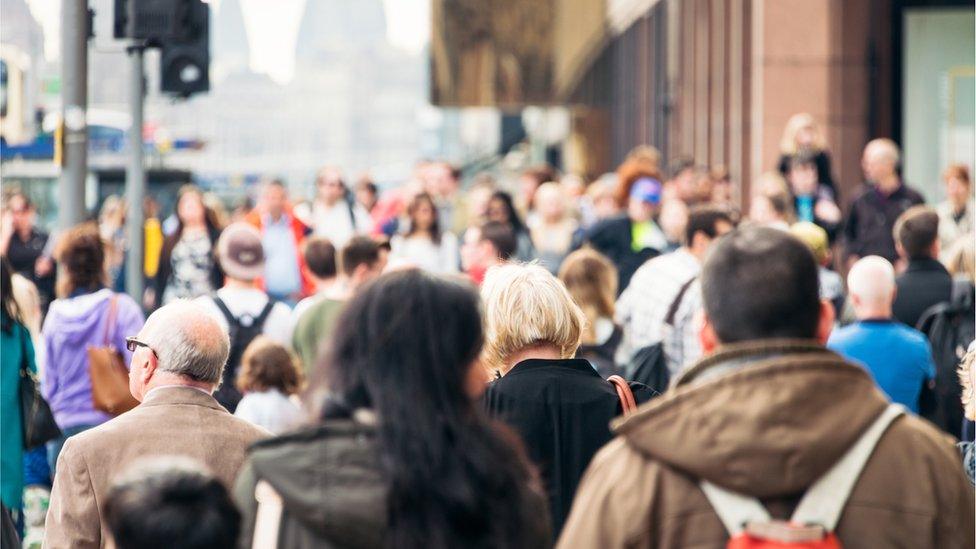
left=1, top=321, right=35, bottom=510
left=291, top=297, right=345, bottom=372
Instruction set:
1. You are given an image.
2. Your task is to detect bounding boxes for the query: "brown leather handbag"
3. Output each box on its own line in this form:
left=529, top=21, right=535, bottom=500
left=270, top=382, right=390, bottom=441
left=88, top=294, right=139, bottom=415
left=607, top=374, right=638, bottom=415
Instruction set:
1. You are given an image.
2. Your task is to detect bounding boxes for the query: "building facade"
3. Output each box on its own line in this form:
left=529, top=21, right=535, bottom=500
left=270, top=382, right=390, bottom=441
left=565, top=0, right=975, bottom=205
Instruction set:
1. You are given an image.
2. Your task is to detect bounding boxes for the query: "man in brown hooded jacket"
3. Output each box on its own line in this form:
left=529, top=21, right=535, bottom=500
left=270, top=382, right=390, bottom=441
left=558, top=226, right=974, bottom=548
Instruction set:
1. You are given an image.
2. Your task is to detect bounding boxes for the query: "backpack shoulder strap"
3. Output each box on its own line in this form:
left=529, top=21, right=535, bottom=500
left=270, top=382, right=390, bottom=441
left=790, top=404, right=905, bottom=530
left=252, top=479, right=283, bottom=549
left=699, top=480, right=771, bottom=536
left=254, top=299, right=276, bottom=328
left=699, top=404, right=905, bottom=537
left=664, top=276, right=697, bottom=327
left=212, top=296, right=239, bottom=327
left=607, top=375, right=638, bottom=415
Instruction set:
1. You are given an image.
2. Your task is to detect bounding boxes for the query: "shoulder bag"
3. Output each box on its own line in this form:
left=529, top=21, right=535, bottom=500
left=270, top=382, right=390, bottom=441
left=88, top=294, right=139, bottom=415
left=19, top=326, right=61, bottom=449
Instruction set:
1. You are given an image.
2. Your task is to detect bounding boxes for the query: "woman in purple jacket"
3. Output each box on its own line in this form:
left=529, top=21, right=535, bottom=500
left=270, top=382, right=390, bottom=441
left=41, top=223, right=145, bottom=473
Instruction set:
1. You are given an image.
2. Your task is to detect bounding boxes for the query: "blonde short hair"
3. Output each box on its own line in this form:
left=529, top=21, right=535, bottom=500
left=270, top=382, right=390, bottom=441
left=481, top=263, right=585, bottom=372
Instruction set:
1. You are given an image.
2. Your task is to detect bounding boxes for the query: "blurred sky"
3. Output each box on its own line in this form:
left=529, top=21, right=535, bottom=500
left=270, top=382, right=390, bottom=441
left=26, top=0, right=431, bottom=82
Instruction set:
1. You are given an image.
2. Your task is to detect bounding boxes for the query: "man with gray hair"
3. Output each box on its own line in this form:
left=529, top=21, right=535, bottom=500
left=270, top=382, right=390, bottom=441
left=828, top=255, right=936, bottom=413
left=43, top=301, right=270, bottom=549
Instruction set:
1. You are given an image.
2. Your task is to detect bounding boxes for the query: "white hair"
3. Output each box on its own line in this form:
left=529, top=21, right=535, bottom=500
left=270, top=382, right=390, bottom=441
left=847, top=256, right=895, bottom=305
left=864, top=138, right=901, bottom=166
left=142, top=300, right=230, bottom=384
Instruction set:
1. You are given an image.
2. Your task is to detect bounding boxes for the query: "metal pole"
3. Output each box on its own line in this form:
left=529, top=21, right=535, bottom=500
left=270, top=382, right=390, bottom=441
left=58, top=0, right=88, bottom=230
left=125, top=46, right=145, bottom=303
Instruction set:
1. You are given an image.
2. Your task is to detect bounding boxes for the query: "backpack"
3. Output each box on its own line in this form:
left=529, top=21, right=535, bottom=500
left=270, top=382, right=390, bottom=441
left=625, top=277, right=697, bottom=395
left=917, top=280, right=976, bottom=435
left=212, top=296, right=276, bottom=413
left=700, top=405, right=904, bottom=548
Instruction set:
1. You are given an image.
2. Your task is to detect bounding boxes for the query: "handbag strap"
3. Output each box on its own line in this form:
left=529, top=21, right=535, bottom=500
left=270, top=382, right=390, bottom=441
left=252, top=480, right=283, bottom=549
left=101, top=293, right=119, bottom=347
left=607, top=375, right=637, bottom=415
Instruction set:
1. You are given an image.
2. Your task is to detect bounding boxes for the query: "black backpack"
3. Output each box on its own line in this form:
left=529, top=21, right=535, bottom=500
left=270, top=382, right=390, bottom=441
left=625, top=277, right=698, bottom=396
left=212, top=296, right=276, bottom=413
left=917, top=280, right=976, bottom=436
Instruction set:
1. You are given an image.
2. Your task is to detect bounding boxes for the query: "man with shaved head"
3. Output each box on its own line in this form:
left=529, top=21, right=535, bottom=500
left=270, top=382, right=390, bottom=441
left=44, top=301, right=270, bottom=549
left=828, top=256, right=936, bottom=413
left=843, top=138, right=925, bottom=266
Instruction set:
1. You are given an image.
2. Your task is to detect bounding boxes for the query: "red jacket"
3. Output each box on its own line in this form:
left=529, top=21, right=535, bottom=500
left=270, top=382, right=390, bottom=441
left=244, top=209, right=315, bottom=298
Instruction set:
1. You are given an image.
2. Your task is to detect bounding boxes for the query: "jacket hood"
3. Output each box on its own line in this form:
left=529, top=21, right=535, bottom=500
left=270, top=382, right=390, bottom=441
left=45, top=289, right=115, bottom=343
left=247, top=417, right=387, bottom=547
left=612, top=339, right=889, bottom=498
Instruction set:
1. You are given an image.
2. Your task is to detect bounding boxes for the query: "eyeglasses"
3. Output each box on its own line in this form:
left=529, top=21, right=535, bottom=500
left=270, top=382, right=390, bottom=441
left=125, top=336, right=158, bottom=358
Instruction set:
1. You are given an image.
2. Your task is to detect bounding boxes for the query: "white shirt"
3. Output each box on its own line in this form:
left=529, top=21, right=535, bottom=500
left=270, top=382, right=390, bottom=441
left=615, top=248, right=702, bottom=373
left=296, top=200, right=372, bottom=248
left=389, top=233, right=459, bottom=274
left=234, top=389, right=305, bottom=434
left=195, top=288, right=294, bottom=345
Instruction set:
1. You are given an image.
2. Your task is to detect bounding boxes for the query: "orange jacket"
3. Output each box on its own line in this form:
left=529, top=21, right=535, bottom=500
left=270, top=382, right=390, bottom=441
left=244, top=209, right=315, bottom=298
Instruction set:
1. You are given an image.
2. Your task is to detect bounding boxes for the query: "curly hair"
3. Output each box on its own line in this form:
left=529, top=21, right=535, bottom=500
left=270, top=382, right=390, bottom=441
left=960, top=349, right=975, bottom=422
left=614, top=157, right=663, bottom=207
left=236, top=336, right=303, bottom=395
left=55, top=222, right=108, bottom=298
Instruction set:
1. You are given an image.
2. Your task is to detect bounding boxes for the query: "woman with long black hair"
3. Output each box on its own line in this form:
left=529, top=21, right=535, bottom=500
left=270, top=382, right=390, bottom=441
left=389, top=192, right=459, bottom=274
left=150, top=185, right=224, bottom=309
left=234, top=270, right=550, bottom=548
left=487, top=191, right=536, bottom=262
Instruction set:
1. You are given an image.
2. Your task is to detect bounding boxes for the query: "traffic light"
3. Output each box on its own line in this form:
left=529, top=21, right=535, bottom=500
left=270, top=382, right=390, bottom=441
left=113, top=0, right=181, bottom=42
left=159, top=0, right=210, bottom=97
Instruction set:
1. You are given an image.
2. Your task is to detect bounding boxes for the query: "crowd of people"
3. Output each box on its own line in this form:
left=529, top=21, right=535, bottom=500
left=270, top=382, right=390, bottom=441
left=1, top=111, right=975, bottom=548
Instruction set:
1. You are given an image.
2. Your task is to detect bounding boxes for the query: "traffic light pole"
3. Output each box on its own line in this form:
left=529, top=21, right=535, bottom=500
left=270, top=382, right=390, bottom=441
left=58, top=0, right=89, bottom=230
left=125, top=45, right=146, bottom=305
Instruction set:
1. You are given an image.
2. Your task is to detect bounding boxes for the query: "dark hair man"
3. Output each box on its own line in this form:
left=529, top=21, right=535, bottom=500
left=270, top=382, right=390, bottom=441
left=616, top=206, right=735, bottom=374
left=892, top=206, right=952, bottom=328
left=291, top=236, right=384, bottom=370
left=461, top=221, right=517, bottom=285
left=559, top=226, right=973, bottom=548
left=105, top=459, right=241, bottom=549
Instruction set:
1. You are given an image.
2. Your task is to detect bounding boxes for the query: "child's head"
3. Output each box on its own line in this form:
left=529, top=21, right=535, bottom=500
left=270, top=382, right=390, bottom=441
left=236, top=336, right=303, bottom=395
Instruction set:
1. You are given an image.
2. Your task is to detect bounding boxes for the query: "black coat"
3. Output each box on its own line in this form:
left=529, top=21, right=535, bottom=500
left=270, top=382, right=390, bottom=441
left=894, top=258, right=953, bottom=328
left=483, top=358, right=653, bottom=535
left=842, top=182, right=925, bottom=262
left=580, top=216, right=659, bottom=294
left=778, top=150, right=838, bottom=199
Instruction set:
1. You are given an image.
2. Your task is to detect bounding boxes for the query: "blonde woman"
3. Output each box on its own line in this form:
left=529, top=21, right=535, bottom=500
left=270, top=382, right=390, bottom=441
left=776, top=112, right=837, bottom=197
left=529, top=182, right=578, bottom=274
left=558, top=249, right=621, bottom=377
left=481, top=263, right=652, bottom=535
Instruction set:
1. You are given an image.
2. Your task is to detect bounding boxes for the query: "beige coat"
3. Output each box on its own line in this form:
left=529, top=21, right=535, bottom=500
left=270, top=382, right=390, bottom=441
left=557, top=340, right=975, bottom=548
left=44, top=386, right=270, bottom=548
